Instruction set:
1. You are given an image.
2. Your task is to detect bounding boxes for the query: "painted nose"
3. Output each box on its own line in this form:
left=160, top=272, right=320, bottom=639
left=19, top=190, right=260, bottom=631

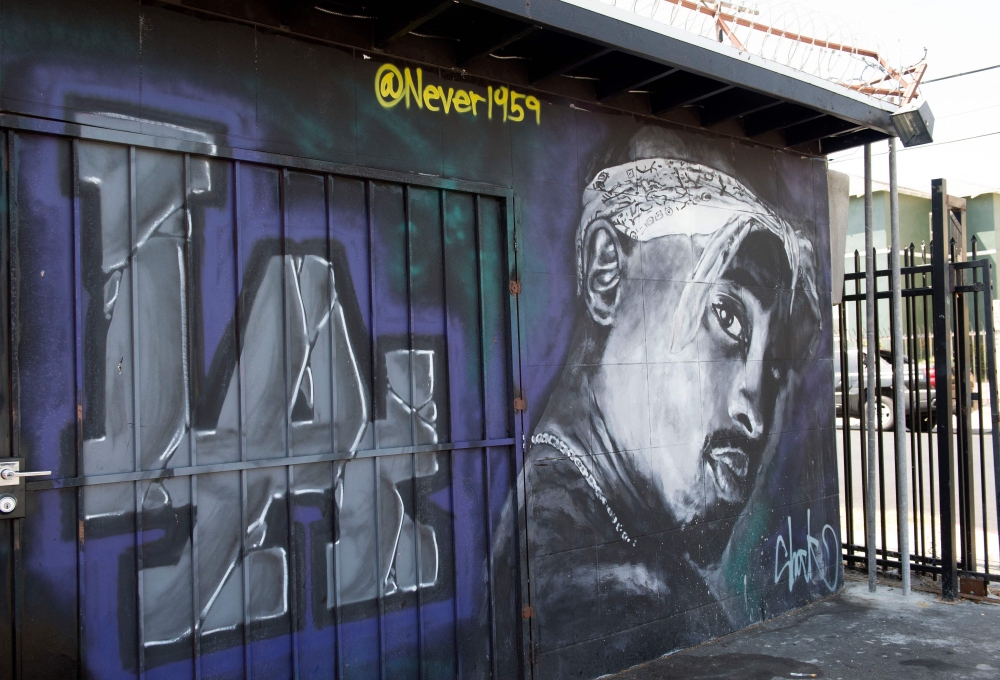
left=729, top=362, right=764, bottom=439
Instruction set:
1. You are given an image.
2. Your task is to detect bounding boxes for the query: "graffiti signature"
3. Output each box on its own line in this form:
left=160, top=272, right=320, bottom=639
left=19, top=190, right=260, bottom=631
left=774, top=510, right=839, bottom=593
left=375, top=63, right=541, bottom=123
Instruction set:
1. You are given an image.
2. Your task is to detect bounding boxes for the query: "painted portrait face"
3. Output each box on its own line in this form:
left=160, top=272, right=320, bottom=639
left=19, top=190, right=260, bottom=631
left=652, top=231, right=789, bottom=526
left=576, top=157, right=817, bottom=559
left=592, top=228, right=793, bottom=536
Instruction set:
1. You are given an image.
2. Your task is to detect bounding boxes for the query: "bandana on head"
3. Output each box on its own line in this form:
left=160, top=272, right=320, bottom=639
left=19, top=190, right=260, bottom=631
left=576, top=158, right=820, bottom=354
left=582, top=159, right=774, bottom=240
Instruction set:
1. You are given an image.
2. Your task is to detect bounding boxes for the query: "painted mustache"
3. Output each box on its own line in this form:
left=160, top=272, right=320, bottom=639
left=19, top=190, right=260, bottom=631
left=702, top=431, right=762, bottom=506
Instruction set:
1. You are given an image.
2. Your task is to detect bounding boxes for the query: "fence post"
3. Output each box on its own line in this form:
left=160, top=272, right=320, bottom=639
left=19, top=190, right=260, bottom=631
left=889, top=139, right=910, bottom=594
left=931, top=178, right=958, bottom=600
left=864, top=144, right=878, bottom=593
left=981, top=267, right=1000, bottom=578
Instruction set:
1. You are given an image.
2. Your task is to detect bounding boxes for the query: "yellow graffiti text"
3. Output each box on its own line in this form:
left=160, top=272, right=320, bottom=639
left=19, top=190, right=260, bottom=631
left=376, top=63, right=540, bottom=124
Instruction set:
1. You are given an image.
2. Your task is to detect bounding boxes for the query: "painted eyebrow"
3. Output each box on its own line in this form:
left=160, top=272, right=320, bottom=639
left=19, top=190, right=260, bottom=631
left=740, top=286, right=771, bottom=307
left=720, top=272, right=780, bottom=310
left=723, top=264, right=773, bottom=289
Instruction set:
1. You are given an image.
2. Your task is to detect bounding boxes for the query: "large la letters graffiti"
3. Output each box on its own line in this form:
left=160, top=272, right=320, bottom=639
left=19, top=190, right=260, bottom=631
left=74, top=142, right=454, bottom=662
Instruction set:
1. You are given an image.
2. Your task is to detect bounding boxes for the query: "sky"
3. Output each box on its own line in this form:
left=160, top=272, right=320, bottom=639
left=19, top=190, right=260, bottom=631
left=791, top=0, right=1000, bottom=197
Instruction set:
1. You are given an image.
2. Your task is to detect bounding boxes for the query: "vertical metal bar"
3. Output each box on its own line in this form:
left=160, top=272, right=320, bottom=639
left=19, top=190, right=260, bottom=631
left=450, top=448, right=463, bottom=680
left=971, top=247, right=989, bottom=576
left=506, top=193, right=533, bottom=680
left=905, top=247, right=923, bottom=564
left=838, top=304, right=854, bottom=553
left=403, top=185, right=416, bottom=448
left=874, top=256, right=888, bottom=565
left=5, top=132, right=15, bottom=464
left=854, top=250, right=869, bottom=565
left=888, top=138, right=910, bottom=593
left=10, top=516, right=19, bottom=680
left=980, top=260, right=1000, bottom=580
left=330, top=476, right=344, bottom=680
left=403, top=185, right=426, bottom=680
left=7, top=131, right=23, bottom=680
left=71, top=138, right=87, bottom=677
left=365, top=181, right=385, bottom=680
left=279, top=169, right=300, bottom=680
left=952, top=245, right=964, bottom=568
left=128, top=146, right=146, bottom=679
left=373, top=454, right=385, bottom=680
left=921, top=243, right=937, bottom=565
left=183, top=154, right=202, bottom=679
left=324, top=175, right=343, bottom=680
left=439, top=190, right=462, bottom=680
left=931, top=178, right=958, bottom=599
left=189, top=469, right=200, bottom=679
left=234, top=161, right=252, bottom=680
left=903, top=248, right=915, bottom=542
left=240, top=468, right=251, bottom=675
left=0, top=131, right=11, bottom=678
left=909, top=248, right=927, bottom=568
left=474, top=196, right=499, bottom=679
left=366, top=181, right=379, bottom=453
left=953, top=243, right=976, bottom=572
left=863, top=144, right=878, bottom=591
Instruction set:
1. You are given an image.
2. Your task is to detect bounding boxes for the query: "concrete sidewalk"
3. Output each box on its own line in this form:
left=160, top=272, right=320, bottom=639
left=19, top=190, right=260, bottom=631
left=608, top=577, right=1000, bottom=679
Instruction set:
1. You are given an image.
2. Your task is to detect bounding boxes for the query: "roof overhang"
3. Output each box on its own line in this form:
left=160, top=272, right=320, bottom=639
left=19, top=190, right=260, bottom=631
left=161, top=0, right=909, bottom=154
left=481, top=0, right=898, bottom=132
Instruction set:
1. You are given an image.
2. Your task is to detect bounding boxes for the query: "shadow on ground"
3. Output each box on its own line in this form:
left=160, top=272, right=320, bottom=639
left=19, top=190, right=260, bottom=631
left=607, top=578, right=1000, bottom=679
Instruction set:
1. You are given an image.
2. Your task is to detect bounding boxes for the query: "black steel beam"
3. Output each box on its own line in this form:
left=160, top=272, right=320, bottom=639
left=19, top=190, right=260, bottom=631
left=457, top=24, right=540, bottom=65
left=375, top=0, right=456, bottom=47
left=464, top=0, right=896, bottom=135
left=528, top=42, right=613, bottom=84
left=698, top=88, right=780, bottom=127
left=784, top=115, right=860, bottom=147
left=591, top=52, right=677, bottom=101
left=743, top=102, right=824, bottom=137
left=819, top=128, right=891, bottom=154
left=649, top=71, right=732, bottom=115
left=597, top=64, right=677, bottom=102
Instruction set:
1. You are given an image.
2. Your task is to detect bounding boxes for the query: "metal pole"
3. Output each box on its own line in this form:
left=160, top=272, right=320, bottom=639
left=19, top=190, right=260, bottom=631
left=864, top=144, right=878, bottom=592
left=931, top=178, right=958, bottom=600
left=980, top=267, right=1000, bottom=580
left=889, top=138, right=911, bottom=594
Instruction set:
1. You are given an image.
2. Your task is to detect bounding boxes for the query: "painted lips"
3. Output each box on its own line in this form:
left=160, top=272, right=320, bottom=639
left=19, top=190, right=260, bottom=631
left=708, top=447, right=750, bottom=501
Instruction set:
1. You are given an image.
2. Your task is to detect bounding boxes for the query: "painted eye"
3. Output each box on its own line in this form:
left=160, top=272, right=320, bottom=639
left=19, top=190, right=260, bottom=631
left=712, top=298, right=748, bottom=346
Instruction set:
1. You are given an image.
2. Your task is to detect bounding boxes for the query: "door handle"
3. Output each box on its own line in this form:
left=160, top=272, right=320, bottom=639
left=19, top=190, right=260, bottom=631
left=0, top=469, right=50, bottom=481
left=0, top=458, right=47, bottom=519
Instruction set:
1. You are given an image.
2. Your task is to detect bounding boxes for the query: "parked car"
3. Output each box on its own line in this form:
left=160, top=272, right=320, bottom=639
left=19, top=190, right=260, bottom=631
left=834, top=347, right=921, bottom=430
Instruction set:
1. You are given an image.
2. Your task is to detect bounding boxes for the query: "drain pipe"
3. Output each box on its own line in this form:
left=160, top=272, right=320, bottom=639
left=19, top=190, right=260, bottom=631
left=864, top=143, right=878, bottom=593
left=889, top=138, right=911, bottom=594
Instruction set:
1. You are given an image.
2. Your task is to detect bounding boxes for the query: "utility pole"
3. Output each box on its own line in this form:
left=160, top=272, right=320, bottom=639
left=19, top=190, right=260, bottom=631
left=888, top=138, right=910, bottom=594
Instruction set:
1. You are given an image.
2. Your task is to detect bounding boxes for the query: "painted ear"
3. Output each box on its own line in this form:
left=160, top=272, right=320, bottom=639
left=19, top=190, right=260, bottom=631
left=583, top=222, right=622, bottom=326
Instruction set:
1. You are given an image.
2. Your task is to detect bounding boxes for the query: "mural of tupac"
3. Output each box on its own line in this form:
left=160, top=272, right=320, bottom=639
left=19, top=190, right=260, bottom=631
left=523, top=139, right=822, bottom=661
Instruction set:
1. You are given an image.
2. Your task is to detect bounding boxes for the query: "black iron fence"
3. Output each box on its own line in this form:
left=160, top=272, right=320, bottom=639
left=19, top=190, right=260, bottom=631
left=836, top=237, right=1000, bottom=592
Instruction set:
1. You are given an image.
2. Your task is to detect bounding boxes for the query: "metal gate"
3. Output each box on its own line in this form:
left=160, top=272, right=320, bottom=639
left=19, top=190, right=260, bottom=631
left=0, top=117, right=528, bottom=679
left=836, top=183, right=1000, bottom=596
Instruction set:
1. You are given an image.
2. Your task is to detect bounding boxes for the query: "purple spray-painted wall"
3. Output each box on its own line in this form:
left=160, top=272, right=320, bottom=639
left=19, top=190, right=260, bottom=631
left=0, top=1, right=840, bottom=678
